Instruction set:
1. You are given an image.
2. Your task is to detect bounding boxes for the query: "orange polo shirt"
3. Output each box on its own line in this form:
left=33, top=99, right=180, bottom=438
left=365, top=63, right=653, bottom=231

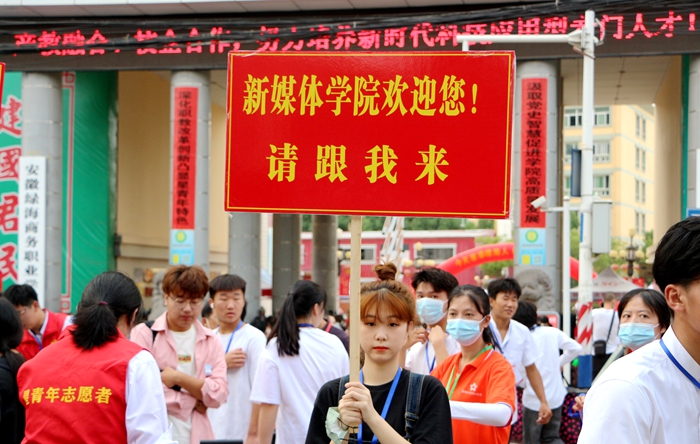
left=432, top=348, right=515, bottom=444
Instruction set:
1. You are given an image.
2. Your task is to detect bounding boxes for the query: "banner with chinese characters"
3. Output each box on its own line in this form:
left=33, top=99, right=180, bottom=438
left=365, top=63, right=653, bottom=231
left=520, top=78, right=547, bottom=228
left=0, top=71, right=21, bottom=290
left=18, top=157, right=46, bottom=307
left=170, top=87, right=198, bottom=265
left=0, top=63, right=5, bottom=98
left=226, top=52, right=515, bottom=218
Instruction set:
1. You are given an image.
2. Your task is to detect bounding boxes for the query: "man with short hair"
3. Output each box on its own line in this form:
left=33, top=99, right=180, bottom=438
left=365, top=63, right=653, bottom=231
left=488, top=277, right=552, bottom=425
left=404, top=267, right=461, bottom=374
left=131, top=265, right=228, bottom=444
left=4, top=284, right=71, bottom=360
left=590, top=292, right=620, bottom=378
left=205, top=273, right=267, bottom=443
left=579, top=217, right=700, bottom=443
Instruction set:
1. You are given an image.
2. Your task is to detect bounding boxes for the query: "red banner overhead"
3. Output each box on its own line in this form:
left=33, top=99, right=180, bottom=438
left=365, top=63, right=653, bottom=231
left=0, top=63, right=4, bottom=97
left=225, top=51, right=515, bottom=218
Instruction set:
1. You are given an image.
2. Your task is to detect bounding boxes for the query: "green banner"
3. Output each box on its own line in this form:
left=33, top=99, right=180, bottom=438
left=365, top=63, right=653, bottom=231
left=62, top=71, right=117, bottom=311
left=0, top=71, right=21, bottom=289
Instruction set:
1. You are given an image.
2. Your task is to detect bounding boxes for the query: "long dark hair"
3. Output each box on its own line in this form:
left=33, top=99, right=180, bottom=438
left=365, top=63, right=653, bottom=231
left=268, top=280, right=326, bottom=357
left=618, top=288, right=672, bottom=332
left=71, top=272, right=142, bottom=350
left=448, top=284, right=501, bottom=352
left=0, top=298, right=25, bottom=376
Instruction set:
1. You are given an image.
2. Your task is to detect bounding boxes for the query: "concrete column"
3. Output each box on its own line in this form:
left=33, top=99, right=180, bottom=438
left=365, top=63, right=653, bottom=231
left=170, top=71, right=210, bottom=271
left=654, top=56, right=681, bottom=242
left=512, top=60, right=561, bottom=313
left=272, top=214, right=301, bottom=313
left=22, top=72, right=62, bottom=312
left=229, top=213, right=261, bottom=322
left=687, top=57, right=700, bottom=218
left=312, top=215, right=338, bottom=314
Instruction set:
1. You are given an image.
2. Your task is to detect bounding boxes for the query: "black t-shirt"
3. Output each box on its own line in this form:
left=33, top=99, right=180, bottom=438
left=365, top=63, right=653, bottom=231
left=305, top=369, right=453, bottom=444
left=0, top=355, right=24, bottom=444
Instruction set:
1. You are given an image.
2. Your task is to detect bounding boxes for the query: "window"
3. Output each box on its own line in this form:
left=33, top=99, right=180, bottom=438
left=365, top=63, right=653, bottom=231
left=642, top=151, right=646, bottom=172
left=339, top=245, right=376, bottom=262
left=564, top=107, right=611, bottom=128
left=565, top=176, right=571, bottom=192
left=594, top=175, right=610, bottom=197
left=641, top=119, right=646, bottom=141
left=635, top=147, right=641, bottom=170
left=594, top=107, right=611, bottom=126
left=593, top=140, right=610, bottom=163
left=636, top=115, right=641, bottom=137
left=642, top=182, right=646, bottom=204
left=636, top=212, right=640, bottom=234
left=419, top=246, right=456, bottom=261
left=635, top=180, right=640, bottom=202
left=564, top=108, right=583, bottom=128
left=642, top=214, right=646, bottom=233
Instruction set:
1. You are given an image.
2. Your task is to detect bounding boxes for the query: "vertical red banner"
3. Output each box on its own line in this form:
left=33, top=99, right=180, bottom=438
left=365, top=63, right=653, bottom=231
left=0, top=63, right=5, bottom=98
left=172, top=87, right=198, bottom=229
left=520, top=78, right=547, bottom=228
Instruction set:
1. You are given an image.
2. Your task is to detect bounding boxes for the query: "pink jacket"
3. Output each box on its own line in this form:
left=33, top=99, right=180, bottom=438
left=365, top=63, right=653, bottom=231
left=130, top=313, right=229, bottom=444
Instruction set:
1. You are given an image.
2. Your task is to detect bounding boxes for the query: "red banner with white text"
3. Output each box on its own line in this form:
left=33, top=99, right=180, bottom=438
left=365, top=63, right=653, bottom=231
left=520, top=77, right=547, bottom=228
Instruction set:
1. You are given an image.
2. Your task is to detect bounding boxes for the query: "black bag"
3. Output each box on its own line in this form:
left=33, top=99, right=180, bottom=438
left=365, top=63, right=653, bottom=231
left=594, top=311, right=616, bottom=356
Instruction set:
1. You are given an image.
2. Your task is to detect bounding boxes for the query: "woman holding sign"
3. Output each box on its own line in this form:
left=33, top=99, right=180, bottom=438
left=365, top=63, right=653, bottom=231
left=306, top=263, right=453, bottom=444
left=431, top=285, right=516, bottom=444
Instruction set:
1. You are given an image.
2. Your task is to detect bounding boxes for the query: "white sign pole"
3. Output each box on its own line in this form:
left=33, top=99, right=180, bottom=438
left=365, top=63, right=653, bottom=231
left=349, top=215, right=363, bottom=382
left=18, top=156, right=47, bottom=307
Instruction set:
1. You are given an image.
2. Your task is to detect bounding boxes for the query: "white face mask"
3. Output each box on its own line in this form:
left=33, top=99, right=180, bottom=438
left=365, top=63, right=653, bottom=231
left=446, top=318, right=483, bottom=346
left=416, top=298, right=446, bottom=325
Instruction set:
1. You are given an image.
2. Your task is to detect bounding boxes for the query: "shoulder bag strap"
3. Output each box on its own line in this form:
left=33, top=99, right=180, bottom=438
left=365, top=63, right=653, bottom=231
left=404, top=372, right=425, bottom=442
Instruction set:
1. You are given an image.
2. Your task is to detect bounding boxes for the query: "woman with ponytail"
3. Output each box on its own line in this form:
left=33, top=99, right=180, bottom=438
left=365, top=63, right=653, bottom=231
left=431, top=285, right=516, bottom=444
left=0, top=298, right=25, bottom=444
left=306, top=263, right=453, bottom=444
left=17, top=272, right=173, bottom=444
left=250, top=280, right=349, bottom=444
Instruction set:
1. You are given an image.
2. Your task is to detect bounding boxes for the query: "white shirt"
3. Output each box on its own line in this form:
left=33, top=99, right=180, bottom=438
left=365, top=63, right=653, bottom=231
left=207, top=324, right=267, bottom=441
left=168, top=326, right=197, bottom=444
left=405, top=334, right=461, bottom=375
left=591, top=308, right=620, bottom=354
left=490, top=319, right=540, bottom=384
left=579, top=326, right=700, bottom=444
left=522, top=326, right=581, bottom=410
left=250, top=327, right=349, bottom=444
left=126, top=350, right=172, bottom=444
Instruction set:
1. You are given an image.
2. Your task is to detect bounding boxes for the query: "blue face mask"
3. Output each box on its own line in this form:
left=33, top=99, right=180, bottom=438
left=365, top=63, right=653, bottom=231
left=618, top=323, right=658, bottom=350
left=446, top=318, right=483, bottom=346
left=416, top=298, right=446, bottom=325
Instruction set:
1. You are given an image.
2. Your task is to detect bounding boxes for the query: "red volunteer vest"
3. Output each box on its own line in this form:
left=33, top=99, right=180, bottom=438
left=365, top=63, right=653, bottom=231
left=17, top=310, right=69, bottom=360
left=17, top=331, right=143, bottom=444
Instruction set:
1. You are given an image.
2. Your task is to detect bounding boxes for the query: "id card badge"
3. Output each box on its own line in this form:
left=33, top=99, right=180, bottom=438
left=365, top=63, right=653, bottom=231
left=205, top=364, right=213, bottom=376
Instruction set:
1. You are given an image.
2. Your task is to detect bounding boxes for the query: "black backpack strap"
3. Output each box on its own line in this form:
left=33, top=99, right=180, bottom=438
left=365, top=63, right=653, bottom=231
left=337, top=375, right=350, bottom=403
left=404, top=372, right=425, bottom=442
left=145, top=320, right=157, bottom=345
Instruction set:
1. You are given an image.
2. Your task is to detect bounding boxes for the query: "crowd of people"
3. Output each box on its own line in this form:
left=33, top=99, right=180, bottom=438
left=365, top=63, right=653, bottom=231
left=1, top=216, right=700, bottom=443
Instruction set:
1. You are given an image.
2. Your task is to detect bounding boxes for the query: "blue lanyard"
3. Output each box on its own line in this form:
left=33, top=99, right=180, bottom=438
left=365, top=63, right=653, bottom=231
left=298, top=323, right=314, bottom=328
left=660, top=338, right=700, bottom=390
left=358, top=367, right=401, bottom=444
left=222, top=321, right=243, bottom=354
left=425, top=344, right=436, bottom=372
left=29, top=330, right=42, bottom=350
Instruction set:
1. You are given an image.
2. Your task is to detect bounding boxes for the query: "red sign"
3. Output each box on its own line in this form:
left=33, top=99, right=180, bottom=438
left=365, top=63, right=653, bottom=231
left=520, top=78, right=547, bottom=228
left=225, top=51, right=514, bottom=218
left=172, top=87, right=198, bottom=229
